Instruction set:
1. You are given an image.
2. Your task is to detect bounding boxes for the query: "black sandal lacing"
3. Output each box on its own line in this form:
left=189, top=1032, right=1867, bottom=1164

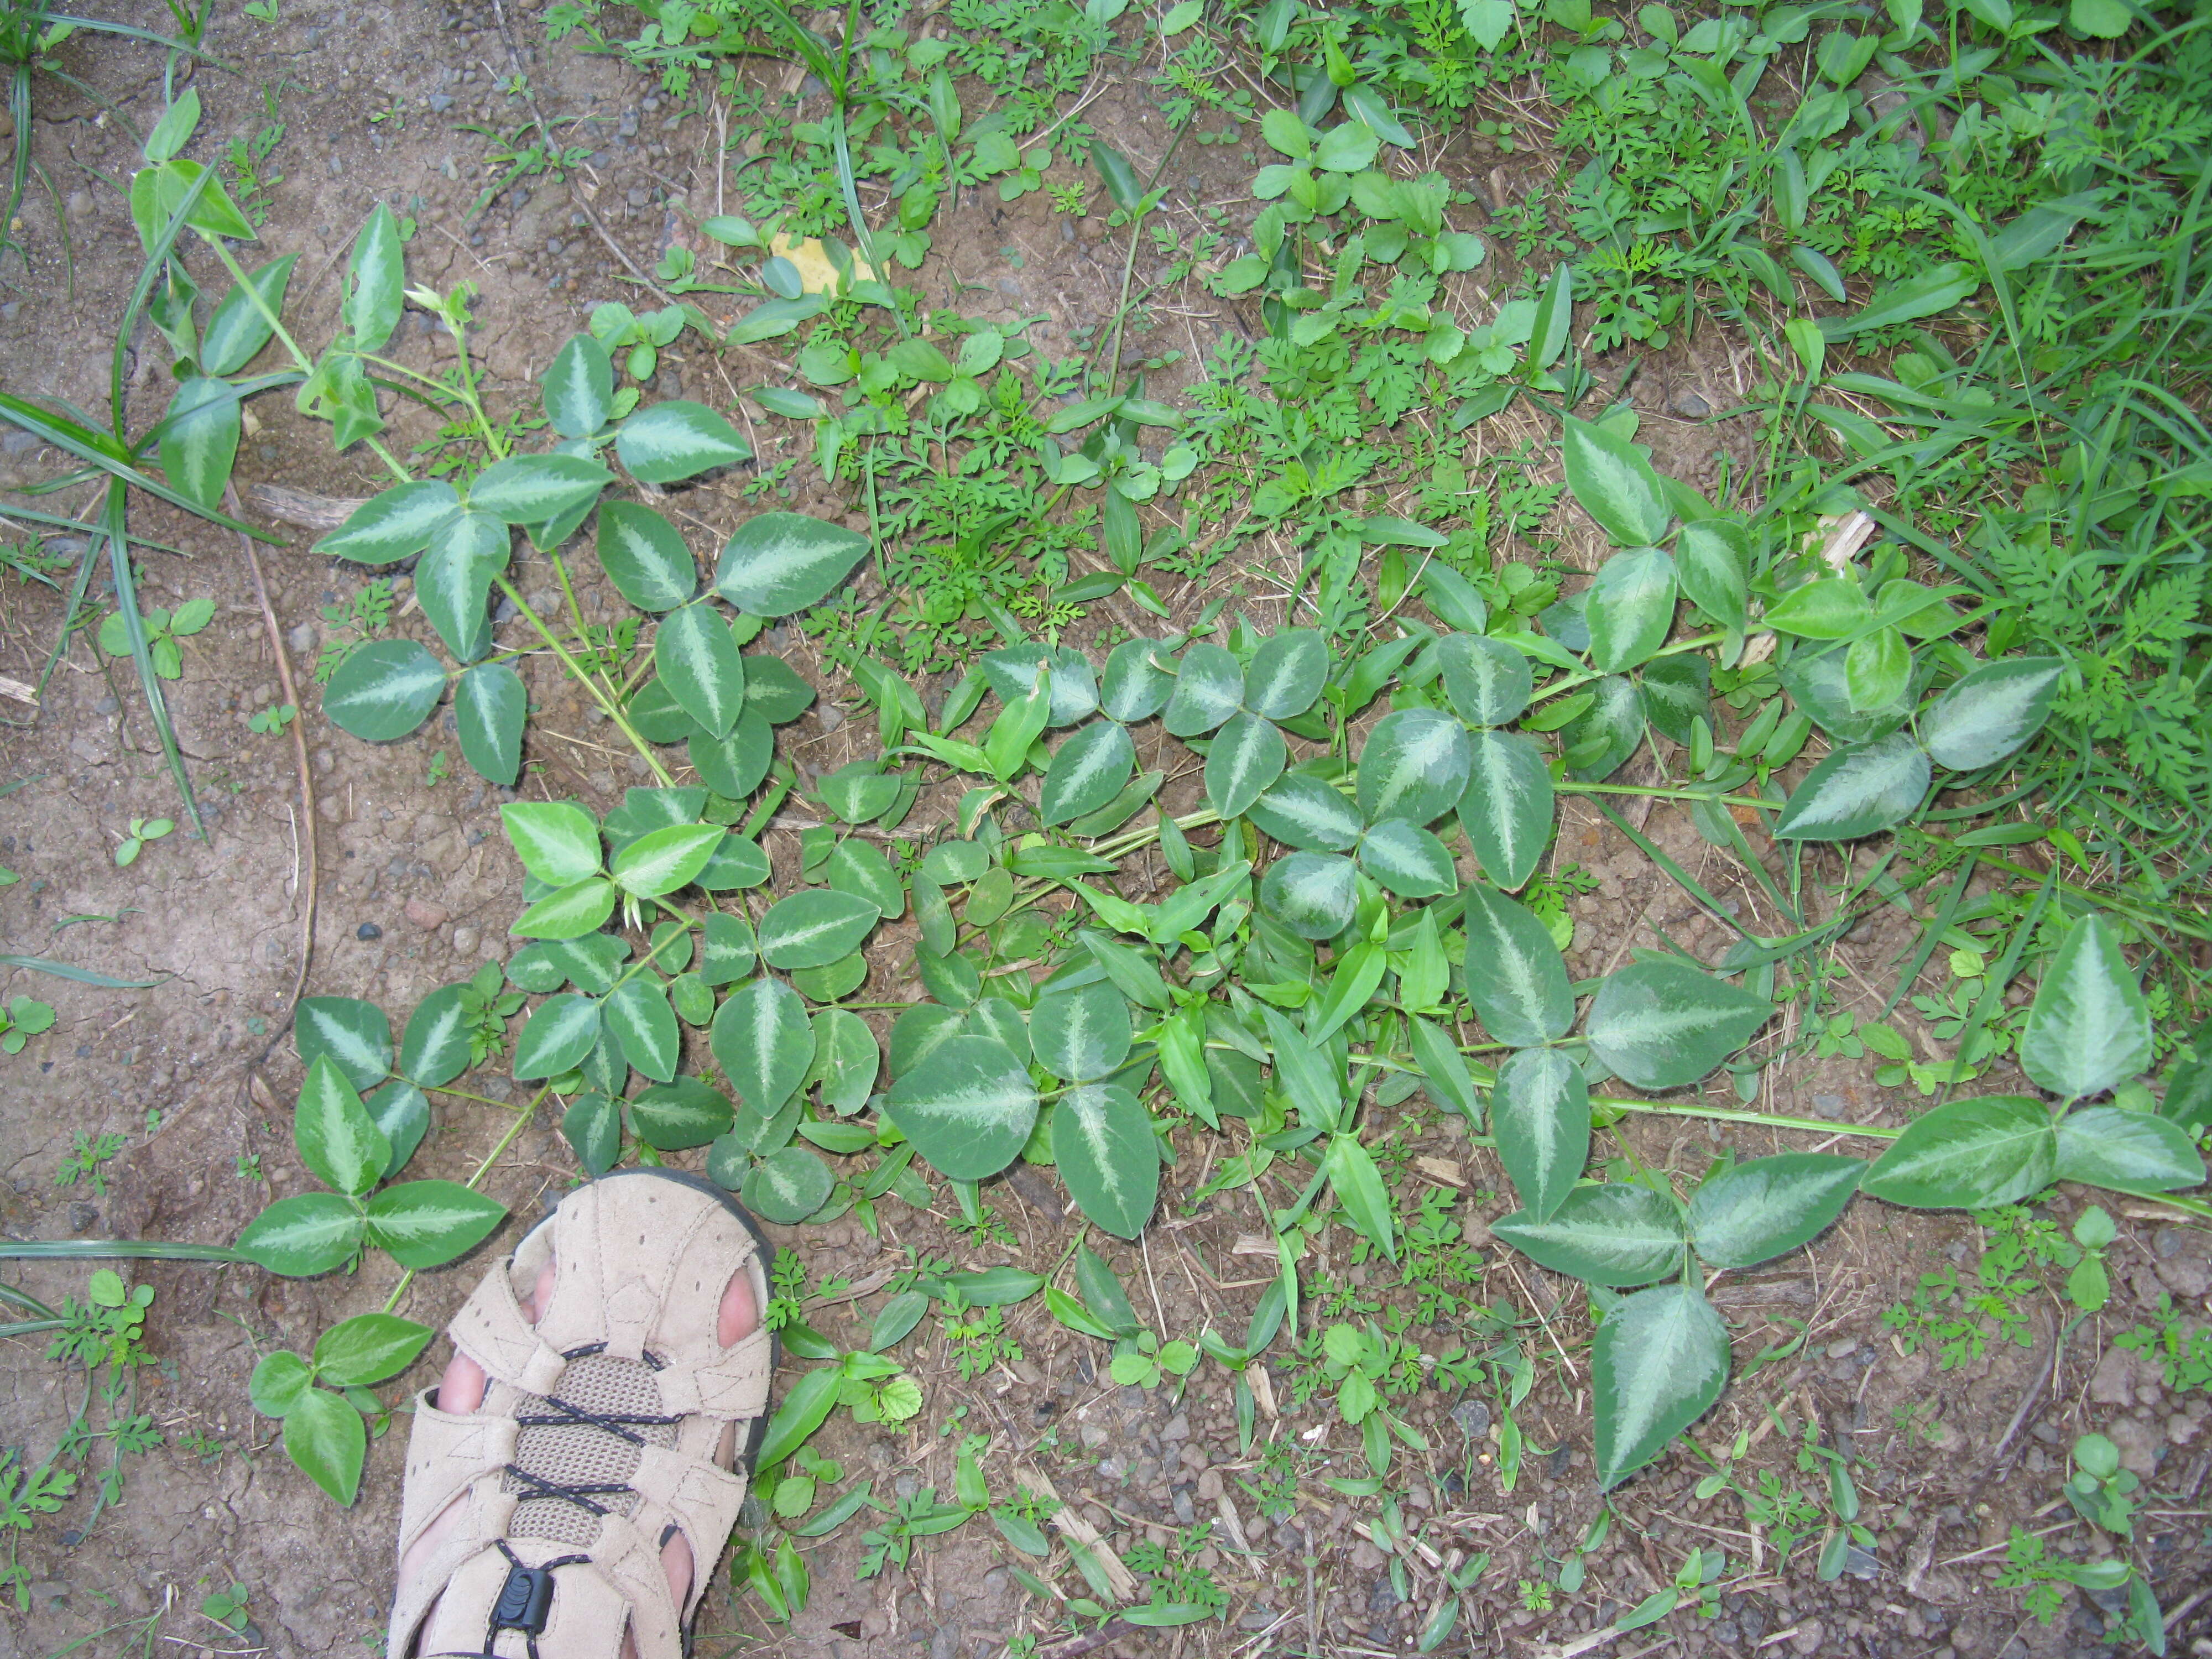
left=498, top=1344, right=681, bottom=1524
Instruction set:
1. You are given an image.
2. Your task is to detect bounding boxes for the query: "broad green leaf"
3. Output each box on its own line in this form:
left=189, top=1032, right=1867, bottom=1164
left=1356, top=819, right=1456, bottom=898
left=367, top=1081, right=430, bottom=1180
left=1207, top=711, right=1287, bottom=819
left=982, top=644, right=1099, bottom=727
left=711, top=977, right=813, bottom=1115
left=512, top=877, right=618, bottom=942
left=1490, top=1047, right=1590, bottom=1223
left=1562, top=414, right=1670, bottom=546
left=1162, top=642, right=1244, bottom=737
left=1674, top=518, right=1748, bottom=629
left=1592, top=1284, right=1730, bottom=1490
left=597, top=501, right=698, bottom=612
left=500, top=802, right=602, bottom=886
left=1249, top=773, right=1364, bottom=852
left=1563, top=673, right=1646, bottom=781
left=1861, top=1096, right=2057, bottom=1208
left=1493, top=1182, right=1684, bottom=1286
left=414, top=511, right=505, bottom=661
left=1772, top=732, right=1930, bottom=841
left=884, top=1034, right=1039, bottom=1181
left=1818, top=262, right=1979, bottom=341
left=757, top=890, right=881, bottom=970
left=691, top=712, right=774, bottom=802
left=1245, top=629, right=1329, bottom=719
left=1919, top=656, right=2064, bottom=771
left=1100, top=638, right=1176, bottom=722
left=631, top=1078, right=735, bottom=1150
left=1324, top=1133, right=1396, bottom=1262
left=542, top=332, right=614, bottom=439
left=1780, top=645, right=1913, bottom=744
left=236, top=1193, right=365, bottom=1277
left=467, top=453, right=611, bottom=525
left=201, top=253, right=298, bottom=376
left=1585, top=960, right=1771, bottom=1090
left=294, top=1055, right=390, bottom=1198
left=512, top=994, right=602, bottom=1079
left=1844, top=626, right=1911, bottom=712
left=2161, top=1020, right=2212, bottom=1134
left=1584, top=547, right=1678, bottom=674
left=249, top=1350, right=312, bottom=1417
left=295, top=996, right=393, bottom=1092
left=363, top=1179, right=507, bottom=1269
left=323, top=640, right=444, bottom=742
left=1462, top=885, right=1574, bottom=1046
left=456, top=662, right=526, bottom=787
left=1308, top=940, right=1388, bottom=1044
left=1032, top=981, right=1131, bottom=1083
left=2019, top=914, right=2152, bottom=1102
left=344, top=202, right=404, bottom=351
left=158, top=378, right=241, bottom=514
left=1459, top=729, right=1553, bottom=891
left=827, top=838, right=905, bottom=920
left=2053, top=1107, right=2206, bottom=1194
left=654, top=603, right=747, bottom=739
left=1436, top=634, right=1532, bottom=728
left=810, top=1008, right=880, bottom=1113
left=1762, top=577, right=1870, bottom=639
left=1261, top=1006, right=1343, bottom=1129
left=716, top=512, right=870, bottom=615
left=1357, top=708, right=1472, bottom=827
left=1260, top=851, right=1357, bottom=940
left=313, top=1312, right=436, bottom=1388
left=1408, top=1014, right=1478, bottom=1121
left=743, top=1146, right=835, bottom=1223
left=1055, top=1083, right=1159, bottom=1238
left=1638, top=655, right=1709, bottom=747
left=285, top=1387, right=369, bottom=1506
left=617, top=399, right=752, bottom=483
left=742, top=653, right=816, bottom=723
left=1039, top=720, right=1136, bottom=826
left=603, top=980, right=681, bottom=1082
left=611, top=822, right=723, bottom=898
left=1315, top=120, right=1380, bottom=173
left=1688, top=1154, right=1864, bottom=1268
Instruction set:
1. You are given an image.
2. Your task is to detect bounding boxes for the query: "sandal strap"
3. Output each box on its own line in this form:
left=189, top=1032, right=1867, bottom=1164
left=629, top=1444, right=750, bottom=1615
left=448, top=1258, right=570, bottom=1396
left=654, top=1324, right=773, bottom=1420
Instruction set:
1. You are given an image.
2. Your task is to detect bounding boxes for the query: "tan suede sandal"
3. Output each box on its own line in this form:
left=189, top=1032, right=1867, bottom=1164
left=389, top=1170, right=778, bottom=1659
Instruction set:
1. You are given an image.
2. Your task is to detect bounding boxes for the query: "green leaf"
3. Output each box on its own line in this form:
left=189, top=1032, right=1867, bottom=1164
left=810, top=1007, right=880, bottom=1113
left=512, top=877, right=618, bottom=941
left=884, top=1035, right=1039, bottom=1181
left=1585, top=959, right=1770, bottom=1090
left=757, top=889, right=881, bottom=970
left=934, top=1266, right=1045, bottom=1306
left=1861, top=1096, right=2057, bottom=1209
left=367, top=1081, right=430, bottom=1180
left=1100, top=638, right=1176, bottom=722
left=757, top=1366, right=842, bottom=1468
left=1562, top=415, right=1671, bottom=546
left=1032, top=982, right=1131, bottom=1084
left=1919, top=656, right=2064, bottom=772
left=1772, top=732, right=1930, bottom=841
left=716, top=512, right=870, bottom=615
left=1688, top=1154, right=1864, bottom=1269
left=982, top=645, right=1099, bottom=727
left=234, top=1192, right=366, bottom=1277
left=1207, top=711, right=1287, bottom=819
left=1308, top=940, right=1389, bottom=1044
left=691, top=712, right=774, bottom=802
left=1563, top=674, right=1645, bottom=782
left=1584, top=547, right=1678, bottom=674
left=201, top=252, right=299, bottom=376
left=542, top=332, right=615, bottom=439
left=2020, top=915, right=2152, bottom=1102
left=617, top=399, right=752, bottom=483
left=611, top=822, right=723, bottom=899
left=414, top=511, right=505, bottom=661
left=2069, top=0, right=2131, bottom=35
left=143, top=87, right=202, bottom=163
left=1325, top=1133, right=1397, bottom=1262
left=344, top=202, right=405, bottom=352
left=597, top=501, right=699, bottom=612
left=1461, top=885, right=1573, bottom=1046
left=654, top=603, right=748, bottom=740
left=1039, top=720, right=1136, bottom=826
left=1818, top=262, right=1980, bottom=341
left=711, top=977, right=813, bottom=1114
left=1761, top=577, right=1870, bottom=639
left=322, top=639, right=444, bottom=742
left=1162, top=642, right=1244, bottom=737
left=295, top=996, right=393, bottom=1092
left=295, top=1055, right=391, bottom=1198
left=1245, top=630, right=1329, bottom=719
left=1356, top=820, right=1456, bottom=898
left=743, top=1146, right=835, bottom=1223
left=630, top=1078, right=735, bottom=1150
left=827, top=838, right=905, bottom=920
left=1408, top=1014, right=1478, bottom=1122
left=1459, top=729, right=1553, bottom=891
left=1316, top=121, right=1380, bottom=172
left=1249, top=773, right=1364, bottom=853
left=1490, top=1047, right=1590, bottom=1223
left=1493, top=1183, right=1686, bottom=1286
left=2054, top=1106, right=2205, bottom=1195
left=743, top=653, right=817, bottom=723
left=1639, top=654, right=1709, bottom=746
left=1674, top=518, right=1749, bottom=630
left=467, top=453, right=611, bottom=525
left=249, top=1349, right=313, bottom=1417
left=1091, top=139, right=1141, bottom=211
left=1592, top=1283, right=1730, bottom=1489
left=456, top=662, right=526, bottom=787
left=500, top=802, right=602, bottom=886
left=1259, top=851, right=1357, bottom=940
left=285, top=1386, right=369, bottom=1505
left=312, top=1313, right=435, bottom=1387
left=158, top=378, right=241, bottom=514
left=1436, top=634, right=1532, bottom=728
left=1357, top=708, right=1471, bottom=827
left=363, top=1180, right=507, bottom=1269
left=1844, top=627, right=1911, bottom=712
left=603, top=980, right=681, bottom=1082
left=512, top=994, right=602, bottom=1080
left=1056, top=1083, right=1160, bottom=1238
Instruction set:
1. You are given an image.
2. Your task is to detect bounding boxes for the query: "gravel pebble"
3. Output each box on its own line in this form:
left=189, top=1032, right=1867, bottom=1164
left=356, top=922, right=383, bottom=941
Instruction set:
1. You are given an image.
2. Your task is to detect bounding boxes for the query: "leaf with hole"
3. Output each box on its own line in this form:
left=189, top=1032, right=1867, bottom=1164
left=2019, top=913, right=2152, bottom=1102
left=1773, top=732, right=1930, bottom=841
left=1585, top=959, right=1770, bottom=1091
left=1860, top=1096, right=2057, bottom=1208
left=1462, top=885, right=1574, bottom=1046
left=324, top=639, right=445, bottom=742
left=1490, top=1047, right=1589, bottom=1223
left=884, top=1035, right=1038, bottom=1181
left=1688, top=1154, right=1864, bottom=1269
left=1593, top=1283, right=1730, bottom=1489
left=716, top=512, right=870, bottom=615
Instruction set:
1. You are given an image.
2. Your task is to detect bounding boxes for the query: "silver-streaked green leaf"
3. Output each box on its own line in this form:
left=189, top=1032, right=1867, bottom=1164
left=1244, top=629, right=1328, bottom=719
left=884, top=1034, right=1039, bottom=1181
left=1259, top=851, right=1357, bottom=940
left=1584, top=546, right=1677, bottom=674
left=1249, top=773, right=1363, bottom=852
left=1357, top=708, right=1471, bottom=827
left=630, top=1079, right=737, bottom=1150
left=1687, top=1154, right=1864, bottom=1268
left=512, top=877, right=618, bottom=940
left=1207, top=711, right=1287, bottom=820
left=712, top=977, right=812, bottom=1114
left=399, top=985, right=473, bottom=1090
left=366, top=1081, right=430, bottom=1180
left=743, top=1146, right=835, bottom=1224
left=1773, top=732, right=1931, bottom=841
left=1357, top=819, right=1456, bottom=898
left=1639, top=654, right=1709, bottom=746
left=1459, top=729, right=1552, bottom=891
left=690, top=710, right=774, bottom=801
left=415, top=510, right=505, bottom=662
left=827, top=838, right=905, bottom=920
left=596, top=500, right=698, bottom=612
left=1493, top=1182, right=1684, bottom=1286
left=1563, top=674, right=1645, bottom=781
left=500, top=801, right=602, bottom=885
left=456, top=661, right=525, bottom=786
left=1100, top=638, right=1176, bottom=722
left=2020, top=914, right=2152, bottom=1102
left=512, top=994, right=603, bottom=1079
left=1592, top=1283, right=1730, bottom=1490
left=1039, top=719, right=1136, bottom=826
left=158, top=377, right=240, bottom=514
left=363, top=1180, right=508, bottom=1270
left=716, top=512, right=870, bottom=615
left=1919, top=656, right=2064, bottom=772
left=294, top=996, right=393, bottom=1092
left=756, top=889, right=881, bottom=969
left=603, top=979, right=680, bottom=1082
left=1674, top=518, right=1749, bottom=629
left=467, top=452, right=612, bottom=525
left=2053, top=1107, right=2205, bottom=1194
left=1490, top=1047, right=1589, bottom=1223
left=1055, top=1083, right=1159, bottom=1239
left=1435, top=634, right=1532, bottom=727
left=616, top=399, right=752, bottom=483
left=235, top=1193, right=366, bottom=1277
left=343, top=201, right=404, bottom=350
left=1162, top=642, right=1243, bottom=737
left=982, top=645, right=1099, bottom=727
left=323, top=639, right=444, bottom=742
left=1782, top=645, right=1913, bottom=745
left=1562, top=413, right=1671, bottom=546
left=294, top=1055, right=390, bottom=1198
left=611, top=822, right=723, bottom=898
left=542, top=332, right=614, bottom=439
left=202, top=253, right=298, bottom=377
left=1032, top=980, right=1132, bottom=1084
left=1862, top=1096, right=2057, bottom=1208
left=654, top=603, right=747, bottom=739
left=1462, top=884, right=1574, bottom=1045
left=1585, top=959, right=1771, bottom=1090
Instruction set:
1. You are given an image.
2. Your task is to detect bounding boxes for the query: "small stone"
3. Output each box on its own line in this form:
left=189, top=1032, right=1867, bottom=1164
left=1844, top=1545, right=1880, bottom=1579
left=428, top=92, right=453, bottom=112
left=2089, top=1345, right=2140, bottom=1406
left=2105, top=1416, right=2161, bottom=1478
left=1671, top=390, right=1712, bottom=419
left=1079, top=1422, right=1108, bottom=1451
left=1790, top=1620, right=1824, bottom=1655
left=2156, top=1252, right=2212, bottom=1298
left=1349, top=1538, right=1386, bottom=1572
left=893, top=1472, right=921, bottom=1500
left=1826, top=1338, right=1860, bottom=1360
left=1197, top=1468, right=1223, bottom=1501
left=1163, top=1412, right=1190, bottom=1442
left=287, top=622, right=317, bottom=653
left=1451, top=1397, right=1492, bottom=1439
left=405, top=899, right=450, bottom=931
left=357, top=922, right=383, bottom=941
left=1239, top=1610, right=1279, bottom=1632
left=66, top=190, right=92, bottom=218
left=1172, top=1486, right=1196, bottom=1525
left=451, top=925, right=479, bottom=958
left=1811, top=1092, right=1848, bottom=1120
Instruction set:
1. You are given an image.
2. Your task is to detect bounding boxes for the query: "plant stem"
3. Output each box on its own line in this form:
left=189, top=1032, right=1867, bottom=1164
left=493, top=575, right=675, bottom=786
left=383, top=1083, right=551, bottom=1316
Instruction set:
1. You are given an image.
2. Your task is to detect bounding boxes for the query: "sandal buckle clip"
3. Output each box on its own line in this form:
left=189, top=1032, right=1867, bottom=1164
left=491, top=1563, right=555, bottom=1635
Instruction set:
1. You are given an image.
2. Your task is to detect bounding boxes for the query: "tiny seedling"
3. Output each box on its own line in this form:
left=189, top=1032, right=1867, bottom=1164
left=97, top=598, right=214, bottom=681
left=2064, top=1433, right=2140, bottom=1538
left=114, top=817, right=174, bottom=867
left=55, top=1130, right=128, bottom=1196
left=1, top=997, right=55, bottom=1055
left=247, top=702, right=296, bottom=735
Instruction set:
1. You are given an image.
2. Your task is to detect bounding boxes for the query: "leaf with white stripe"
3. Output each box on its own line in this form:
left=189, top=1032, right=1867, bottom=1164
left=2053, top=1106, right=2205, bottom=1194
left=324, top=639, right=445, bottom=742
left=1244, top=629, right=1328, bottom=718
left=512, top=993, right=603, bottom=1080
left=1100, top=637, right=1176, bottom=722
left=541, top=332, right=614, bottom=439
left=1462, top=884, right=1573, bottom=1045
left=466, top=452, right=612, bottom=525
left=1054, top=1083, right=1159, bottom=1238
left=1039, top=719, right=1136, bottom=826
left=1584, top=546, right=1678, bottom=674
left=711, top=977, right=812, bottom=1114
left=1032, top=980, right=1132, bottom=1083
left=1356, top=707, right=1470, bottom=827
left=611, top=822, right=724, bottom=898
left=1563, top=673, right=1645, bottom=781
left=1162, top=642, right=1244, bottom=737
left=1490, top=1047, right=1589, bottom=1223
left=884, top=1034, right=1039, bottom=1181
left=1458, top=729, right=1553, bottom=891
left=158, top=377, right=241, bottom=514
left=716, top=512, right=869, bottom=615
left=512, top=878, right=618, bottom=941
left=1563, top=413, right=1672, bottom=547
left=654, top=602, right=747, bottom=739
left=500, top=802, right=603, bottom=885
left=756, top=889, right=881, bottom=970
left=295, top=997, right=393, bottom=1091
left=1773, top=731, right=1930, bottom=841
left=603, top=979, right=681, bottom=1082
left=415, top=510, right=506, bottom=661
left=616, top=399, right=752, bottom=483
left=743, top=1146, right=835, bottom=1224
left=1356, top=818, right=1456, bottom=898
left=363, top=1180, right=506, bottom=1269
left=596, top=500, right=698, bottom=612
left=2019, top=912, right=2152, bottom=1102
left=399, top=984, right=473, bottom=1089
left=1585, top=959, right=1771, bottom=1090
left=456, top=662, right=525, bottom=786
left=1674, top=518, right=1748, bottom=629
left=1593, top=1284, right=1729, bottom=1490
left=1919, top=656, right=2064, bottom=771
left=1435, top=633, right=1532, bottom=727
left=1259, top=851, right=1357, bottom=940
left=1861, top=1096, right=2056, bottom=1208
left=1493, top=1182, right=1686, bottom=1287
left=294, top=1055, right=391, bottom=1198
left=983, top=645, right=1099, bottom=727
left=1206, top=711, right=1287, bottom=820
left=1688, top=1153, right=1864, bottom=1268
left=1249, top=773, right=1363, bottom=852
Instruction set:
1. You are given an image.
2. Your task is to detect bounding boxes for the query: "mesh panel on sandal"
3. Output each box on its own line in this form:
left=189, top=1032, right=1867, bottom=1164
left=504, top=1350, right=681, bottom=1546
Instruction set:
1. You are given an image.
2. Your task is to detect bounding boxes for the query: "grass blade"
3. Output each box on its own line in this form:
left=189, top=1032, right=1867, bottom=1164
left=0, top=389, right=276, bottom=541
left=0, top=954, right=164, bottom=987
left=0, top=1239, right=241, bottom=1262
left=102, top=479, right=205, bottom=838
